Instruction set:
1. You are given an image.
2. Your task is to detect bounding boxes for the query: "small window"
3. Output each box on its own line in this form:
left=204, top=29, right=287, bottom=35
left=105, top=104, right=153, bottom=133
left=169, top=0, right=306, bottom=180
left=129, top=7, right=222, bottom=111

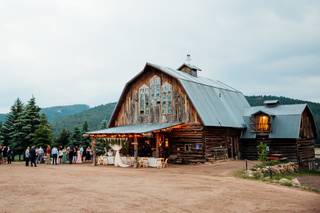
left=255, top=114, right=271, bottom=132
left=184, top=144, right=192, bottom=152
left=195, top=143, right=202, bottom=150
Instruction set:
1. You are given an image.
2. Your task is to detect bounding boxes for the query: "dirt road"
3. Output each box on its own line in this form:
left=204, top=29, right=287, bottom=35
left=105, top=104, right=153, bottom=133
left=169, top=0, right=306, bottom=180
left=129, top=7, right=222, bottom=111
left=0, top=161, right=319, bottom=213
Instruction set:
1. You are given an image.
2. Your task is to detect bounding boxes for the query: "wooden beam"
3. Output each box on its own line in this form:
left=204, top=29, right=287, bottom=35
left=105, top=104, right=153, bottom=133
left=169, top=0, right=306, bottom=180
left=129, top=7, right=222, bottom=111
left=91, top=138, right=97, bottom=166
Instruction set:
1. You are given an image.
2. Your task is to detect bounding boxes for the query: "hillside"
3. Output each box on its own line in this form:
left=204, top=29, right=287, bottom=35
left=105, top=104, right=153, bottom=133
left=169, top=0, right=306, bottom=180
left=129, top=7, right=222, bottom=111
left=41, top=104, right=90, bottom=122
left=0, top=104, right=90, bottom=123
left=50, top=102, right=117, bottom=134
left=0, top=114, right=6, bottom=123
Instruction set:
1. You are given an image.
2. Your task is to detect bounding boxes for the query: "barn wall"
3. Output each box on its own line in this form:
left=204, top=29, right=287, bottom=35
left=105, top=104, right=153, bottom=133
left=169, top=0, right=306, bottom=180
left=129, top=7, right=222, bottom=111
left=240, top=139, right=299, bottom=161
left=204, top=127, right=241, bottom=161
left=169, top=124, right=205, bottom=163
left=168, top=125, right=242, bottom=163
left=111, top=68, right=201, bottom=127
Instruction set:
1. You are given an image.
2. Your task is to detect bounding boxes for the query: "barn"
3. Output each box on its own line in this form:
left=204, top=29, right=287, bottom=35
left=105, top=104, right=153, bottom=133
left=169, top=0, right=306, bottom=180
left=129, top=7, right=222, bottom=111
left=87, top=62, right=317, bottom=167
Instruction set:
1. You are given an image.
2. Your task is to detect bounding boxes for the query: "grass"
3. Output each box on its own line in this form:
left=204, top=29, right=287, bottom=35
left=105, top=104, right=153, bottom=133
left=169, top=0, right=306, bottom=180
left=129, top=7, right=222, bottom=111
left=235, top=164, right=320, bottom=193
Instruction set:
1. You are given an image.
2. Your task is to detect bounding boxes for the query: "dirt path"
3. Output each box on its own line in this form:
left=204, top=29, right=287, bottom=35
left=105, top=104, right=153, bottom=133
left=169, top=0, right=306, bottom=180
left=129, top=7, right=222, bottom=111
left=0, top=161, right=319, bottom=213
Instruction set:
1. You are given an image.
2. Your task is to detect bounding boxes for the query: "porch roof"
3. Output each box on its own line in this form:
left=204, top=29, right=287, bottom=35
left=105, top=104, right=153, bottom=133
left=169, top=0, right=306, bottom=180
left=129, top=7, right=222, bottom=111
left=86, top=122, right=182, bottom=136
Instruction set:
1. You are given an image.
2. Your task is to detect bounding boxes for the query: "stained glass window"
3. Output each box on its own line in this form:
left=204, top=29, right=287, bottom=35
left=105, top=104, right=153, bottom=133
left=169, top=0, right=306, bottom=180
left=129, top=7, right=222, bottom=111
left=139, top=85, right=150, bottom=115
left=150, top=75, right=161, bottom=105
left=161, top=82, right=173, bottom=114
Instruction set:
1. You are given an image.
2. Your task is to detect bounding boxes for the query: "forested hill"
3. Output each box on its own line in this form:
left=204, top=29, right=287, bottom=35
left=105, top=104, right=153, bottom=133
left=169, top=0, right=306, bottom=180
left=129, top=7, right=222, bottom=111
left=50, top=102, right=117, bottom=135
left=0, top=104, right=90, bottom=123
left=41, top=104, right=90, bottom=122
left=0, top=114, right=6, bottom=123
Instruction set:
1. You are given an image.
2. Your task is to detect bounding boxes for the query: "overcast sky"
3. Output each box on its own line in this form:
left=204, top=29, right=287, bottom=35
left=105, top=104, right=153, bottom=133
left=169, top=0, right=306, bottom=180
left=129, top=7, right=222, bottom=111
left=0, top=0, right=319, bottom=113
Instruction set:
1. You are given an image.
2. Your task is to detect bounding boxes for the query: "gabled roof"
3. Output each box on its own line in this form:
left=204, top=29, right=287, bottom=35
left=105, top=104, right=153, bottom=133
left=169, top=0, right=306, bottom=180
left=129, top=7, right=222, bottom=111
left=178, top=63, right=202, bottom=71
left=241, top=104, right=312, bottom=139
left=108, top=62, right=250, bottom=128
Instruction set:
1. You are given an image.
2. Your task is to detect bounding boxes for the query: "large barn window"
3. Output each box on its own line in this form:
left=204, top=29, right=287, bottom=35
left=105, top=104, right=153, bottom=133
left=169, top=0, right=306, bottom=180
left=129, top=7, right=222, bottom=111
left=255, top=114, right=271, bottom=132
left=150, top=75, right=161, bottom=105
left=161, top=82, right=173, bottom=114
left=139, top=85, right=150, bottom=115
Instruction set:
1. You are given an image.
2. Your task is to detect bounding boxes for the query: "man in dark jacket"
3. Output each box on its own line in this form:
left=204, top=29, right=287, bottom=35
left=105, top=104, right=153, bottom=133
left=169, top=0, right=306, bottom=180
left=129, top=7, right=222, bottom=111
left=30, top=146, right=37, bottom=167
left=6, top=146, right=13, bottom=164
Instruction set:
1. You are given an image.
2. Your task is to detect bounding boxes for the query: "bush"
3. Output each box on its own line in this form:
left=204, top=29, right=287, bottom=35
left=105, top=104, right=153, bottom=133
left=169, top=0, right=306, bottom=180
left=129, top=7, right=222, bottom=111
left=257, top=142, right=268, bottom=162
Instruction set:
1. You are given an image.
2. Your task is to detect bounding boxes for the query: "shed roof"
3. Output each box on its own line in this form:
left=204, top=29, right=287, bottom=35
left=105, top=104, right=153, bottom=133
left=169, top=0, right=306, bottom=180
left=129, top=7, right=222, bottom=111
left=108, top=63, right=250, bottom=128
left=87, top=122, right=182, bottom=135
left=241, top=104, right=309, bottom=139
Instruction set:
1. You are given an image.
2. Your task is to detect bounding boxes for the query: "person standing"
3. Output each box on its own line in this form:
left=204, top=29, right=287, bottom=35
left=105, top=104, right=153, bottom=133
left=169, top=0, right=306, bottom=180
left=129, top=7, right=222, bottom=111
left=58, top=147, right=63, bottom=164
left=68, top=147, right=73, bottom=164
left=38, top=146, right=44, bottom=163
left=25, top=147, right=30, bottom=166
left=46, top=145, right=51, bottom=164
left=30, top=146, right=37, bottom=167
left=51, top=146, right=58, bottom=165
left=7, top=146, right=13, bottom=164
left=62, top=147, right=67, bottom=164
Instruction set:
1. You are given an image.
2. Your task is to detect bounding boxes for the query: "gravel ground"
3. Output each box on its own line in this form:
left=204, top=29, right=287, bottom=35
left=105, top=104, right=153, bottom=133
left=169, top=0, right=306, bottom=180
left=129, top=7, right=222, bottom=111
left=0, top=161, right=319, bottom=213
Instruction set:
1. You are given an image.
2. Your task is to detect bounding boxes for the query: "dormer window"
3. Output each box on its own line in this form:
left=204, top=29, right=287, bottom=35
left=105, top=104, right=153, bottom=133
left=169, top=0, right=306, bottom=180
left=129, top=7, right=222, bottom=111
left=255, top=114, right=271, bottom=132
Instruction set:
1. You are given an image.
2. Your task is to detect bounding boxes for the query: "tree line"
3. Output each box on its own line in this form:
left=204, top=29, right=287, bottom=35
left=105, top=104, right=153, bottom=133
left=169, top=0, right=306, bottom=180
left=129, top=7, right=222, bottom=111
left=0, top=97, right=91, bottom=159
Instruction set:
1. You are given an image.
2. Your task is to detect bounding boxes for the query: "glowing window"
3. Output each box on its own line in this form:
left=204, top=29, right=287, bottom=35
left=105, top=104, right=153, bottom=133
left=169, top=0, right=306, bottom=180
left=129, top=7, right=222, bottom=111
left=255, top=115, right=270, bottom=132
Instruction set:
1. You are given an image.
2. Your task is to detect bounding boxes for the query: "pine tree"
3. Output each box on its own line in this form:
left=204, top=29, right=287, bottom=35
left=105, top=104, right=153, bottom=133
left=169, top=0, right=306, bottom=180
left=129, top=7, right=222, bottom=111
left=21, top=96, right=41, bottom=146
left=2, top=99, right=24, bottom=156
left=81, top=121, right=91, bottom=147
left=71, top=127, right=82, bottom=147
left=55, top=128, right=71, bottom=147
left=0, top=122, right=3, bottom=145
left=33, top=114, right=53, bottom=147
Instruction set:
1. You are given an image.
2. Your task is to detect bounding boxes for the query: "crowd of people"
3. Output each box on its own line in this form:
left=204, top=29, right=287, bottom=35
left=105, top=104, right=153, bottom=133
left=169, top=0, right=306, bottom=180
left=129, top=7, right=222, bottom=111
left=0, top=145, right=93, bottom=167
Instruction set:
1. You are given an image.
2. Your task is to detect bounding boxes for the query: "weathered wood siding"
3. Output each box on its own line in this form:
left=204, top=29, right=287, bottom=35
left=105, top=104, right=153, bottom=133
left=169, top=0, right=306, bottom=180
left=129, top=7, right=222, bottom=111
left=298, top=108, right=316, bottom=167
left=110, top=67, right=201, bottom=127
left=204, top=127, right=241, bottom=160
left=169, top=124, right=205, bottom=163
left=240, top=139, right=298, bottom=161
left=168, top=124, right=242, bottom=163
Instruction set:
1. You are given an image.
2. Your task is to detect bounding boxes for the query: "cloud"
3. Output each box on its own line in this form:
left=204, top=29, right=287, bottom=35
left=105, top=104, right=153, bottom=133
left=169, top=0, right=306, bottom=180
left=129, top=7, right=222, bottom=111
left=0, top=0, right=319, bottom=112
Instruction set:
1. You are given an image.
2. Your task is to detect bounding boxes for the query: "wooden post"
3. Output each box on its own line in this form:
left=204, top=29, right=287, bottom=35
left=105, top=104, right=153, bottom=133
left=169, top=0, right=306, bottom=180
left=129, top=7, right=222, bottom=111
left=133, top=136, right=138, bottom=168
left=134, top=136, right=138, bottom=158
left=156, top=133, right=160, bottom=158
left=92, top=138, right=97, bottom=166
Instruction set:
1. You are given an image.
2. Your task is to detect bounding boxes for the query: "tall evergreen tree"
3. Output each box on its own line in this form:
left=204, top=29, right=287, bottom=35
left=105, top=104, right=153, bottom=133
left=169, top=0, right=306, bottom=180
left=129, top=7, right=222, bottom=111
left=81, top=121, right=90, bottom=147
left=2, top=99, right=24, bottom=154
left=0, top=122, right=3, bottom=145
left=33, top=114, right=53, bottom=147
left=21, top=96, right=41, bottom=146
left=55, top=128, right=71, bottom=147
left=71, top=127, right=82, bottom=147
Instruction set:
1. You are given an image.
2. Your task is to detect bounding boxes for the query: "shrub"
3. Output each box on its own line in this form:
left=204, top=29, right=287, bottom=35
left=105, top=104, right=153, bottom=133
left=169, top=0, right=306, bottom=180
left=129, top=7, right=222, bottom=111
left=257, top=142, right=268, bottom=162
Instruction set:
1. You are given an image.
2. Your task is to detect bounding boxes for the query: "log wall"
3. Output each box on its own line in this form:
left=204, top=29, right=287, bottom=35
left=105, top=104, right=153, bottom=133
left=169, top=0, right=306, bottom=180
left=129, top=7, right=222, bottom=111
left=240, top=139, right=299, bottom=161
left=168, top=125, right=242, bottom=163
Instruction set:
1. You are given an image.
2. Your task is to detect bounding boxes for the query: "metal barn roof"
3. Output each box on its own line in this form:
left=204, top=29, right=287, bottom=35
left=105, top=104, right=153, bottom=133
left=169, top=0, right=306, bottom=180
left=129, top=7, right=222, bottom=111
left=147, top=63, right=250, bottom=128
left=241, top=104, right=308, bottom=139
left=87, top=122, right=182, bottom=135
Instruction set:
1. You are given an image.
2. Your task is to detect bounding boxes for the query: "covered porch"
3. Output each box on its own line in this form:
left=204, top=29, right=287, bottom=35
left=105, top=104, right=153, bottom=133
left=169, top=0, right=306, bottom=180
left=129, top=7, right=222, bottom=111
left=85, top=122, right=183, bottom=167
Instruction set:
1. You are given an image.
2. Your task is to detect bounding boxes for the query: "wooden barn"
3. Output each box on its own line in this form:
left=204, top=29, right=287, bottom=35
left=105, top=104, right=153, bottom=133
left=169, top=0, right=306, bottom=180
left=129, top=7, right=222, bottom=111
left=87, top=62, right=317, bottom=167
left=240, top=101, right=317, bottom=168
